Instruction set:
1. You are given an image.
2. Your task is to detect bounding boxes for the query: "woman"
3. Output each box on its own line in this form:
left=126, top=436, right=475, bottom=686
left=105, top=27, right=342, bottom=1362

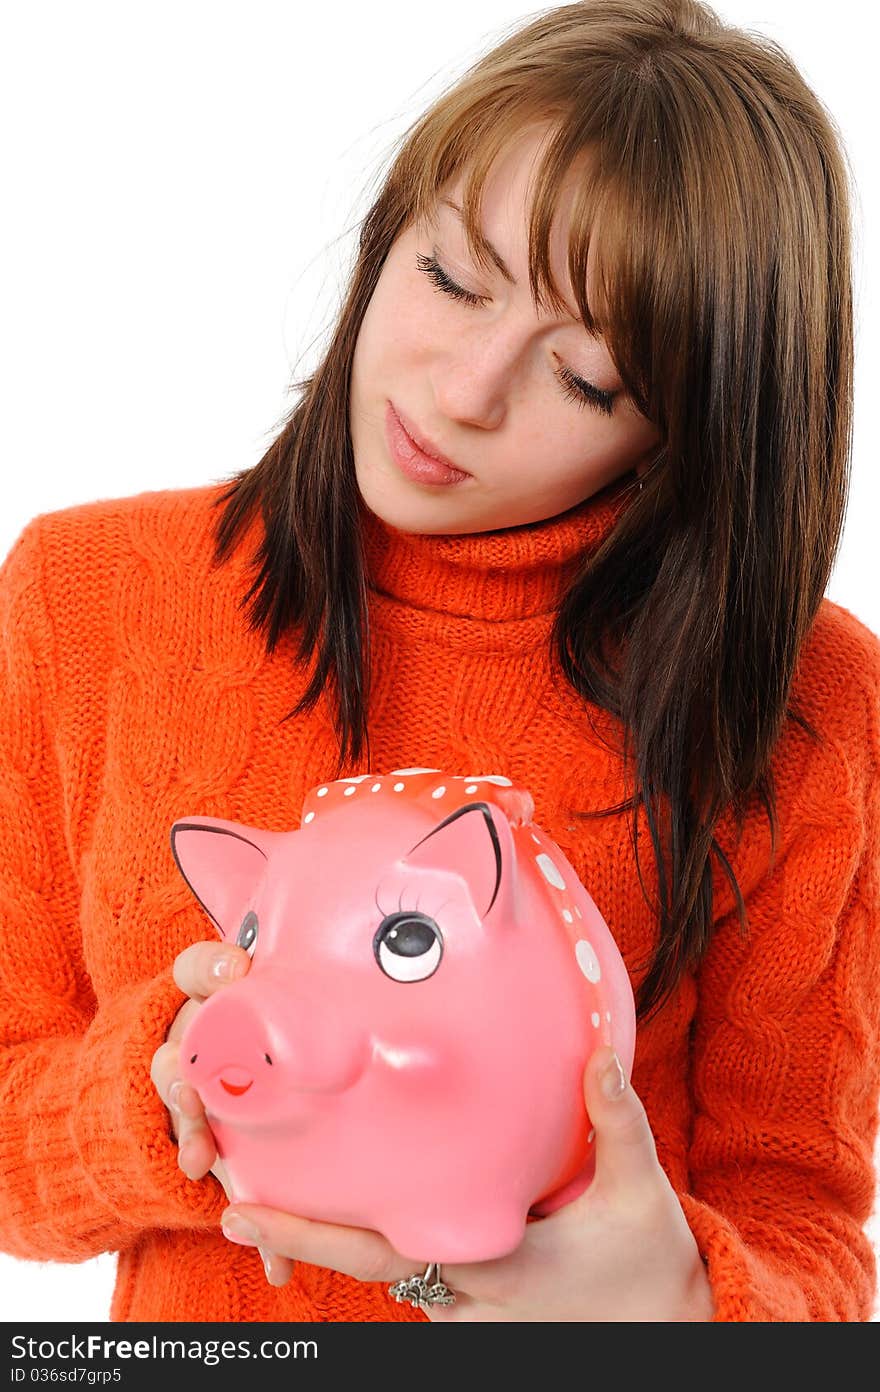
left=1, top=0, right=877, bottom=1321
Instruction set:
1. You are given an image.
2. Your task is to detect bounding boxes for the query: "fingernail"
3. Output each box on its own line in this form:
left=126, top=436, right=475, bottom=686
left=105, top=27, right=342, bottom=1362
left=259, top=1246, right=288, bottom=1284
left=601, top=1050, right=626, bottom=1100
left=222, top=1212, right=261, bottom=1245
left=168, top=1081, right=184, bottom=1112
left=213, top=953, right=245, bottom=981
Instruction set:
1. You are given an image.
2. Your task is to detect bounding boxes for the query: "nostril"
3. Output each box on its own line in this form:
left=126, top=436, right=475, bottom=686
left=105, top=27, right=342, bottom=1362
left=190, top=1054, right=197, bottom=1063
left=264, top=1053, right=273, bottom=1065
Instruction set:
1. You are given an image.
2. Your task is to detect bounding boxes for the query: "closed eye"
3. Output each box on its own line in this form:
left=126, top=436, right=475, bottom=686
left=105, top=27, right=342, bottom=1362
left=415, top=252, right=617, bottom=418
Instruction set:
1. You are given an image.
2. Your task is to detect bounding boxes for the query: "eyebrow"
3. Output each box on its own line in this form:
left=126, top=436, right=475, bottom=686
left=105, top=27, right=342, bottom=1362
left=439, top=197, right=518, bottom=286
left=438, top=195, right=583, bottom=325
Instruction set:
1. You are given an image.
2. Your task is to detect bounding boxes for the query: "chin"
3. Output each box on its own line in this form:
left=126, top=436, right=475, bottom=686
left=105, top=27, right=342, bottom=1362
left=354, top=461, right=464, bottom=534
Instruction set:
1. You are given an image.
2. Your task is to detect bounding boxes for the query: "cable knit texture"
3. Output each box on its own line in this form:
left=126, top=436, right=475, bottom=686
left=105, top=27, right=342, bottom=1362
left=0, top=476, right=878, bottom=1322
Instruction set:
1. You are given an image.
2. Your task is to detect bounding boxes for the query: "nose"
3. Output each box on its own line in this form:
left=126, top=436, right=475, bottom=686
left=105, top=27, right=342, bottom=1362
left=181, top=976, right=369, bottom=1094
left=432, top=322, right=530, bottom=430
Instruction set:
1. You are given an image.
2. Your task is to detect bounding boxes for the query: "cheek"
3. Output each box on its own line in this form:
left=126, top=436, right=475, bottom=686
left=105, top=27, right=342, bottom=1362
left=351, top=293, right=384, bottom=381
left=518, top=405, right=613, bottom=467
left=354, top=271, right=419, bottom=382
left=510, top=412, right=645, bottom=500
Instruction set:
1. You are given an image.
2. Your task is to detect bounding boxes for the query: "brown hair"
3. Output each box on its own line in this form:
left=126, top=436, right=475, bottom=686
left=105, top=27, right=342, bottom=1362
left=208, top=0, right=854, bottom=1023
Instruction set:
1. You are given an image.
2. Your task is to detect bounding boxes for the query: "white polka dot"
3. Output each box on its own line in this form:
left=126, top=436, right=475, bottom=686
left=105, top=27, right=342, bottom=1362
left=371, top=783, right=381, bottom=792
left=605, top=1010, right=611, bottom=1022
left=465, top=784, right=478, bottom=793
left=591, top=1011, right=600, bottom=1028
left=575, top=940, right=601, bottom=982
left=562, top=909, right=573, bottom=923
left=431, top=786, right=447, bottom=799
left=343, top=785, right=357, bottom=796
left=317, top=787, right=328, bottom=797
left=536, top=852, right=566, bottom=890
left=303, top=811, right=315, bottom=824
left=574, top=906, right=582, bottom=919
left=393, top=782, right=405, bottom=792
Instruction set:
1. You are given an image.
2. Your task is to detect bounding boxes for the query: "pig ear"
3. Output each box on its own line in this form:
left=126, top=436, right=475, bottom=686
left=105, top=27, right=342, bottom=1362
left=401, top=802, right=518, bottom=922
left=170, top=816, right=271, bottom=940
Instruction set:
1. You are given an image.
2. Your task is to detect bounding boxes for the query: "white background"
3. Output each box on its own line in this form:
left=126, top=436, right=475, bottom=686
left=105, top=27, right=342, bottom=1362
left=0, top=0, right=877, bottom=1321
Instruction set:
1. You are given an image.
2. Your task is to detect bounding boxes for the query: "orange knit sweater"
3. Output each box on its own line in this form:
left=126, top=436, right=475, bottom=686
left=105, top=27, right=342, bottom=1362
left=1, top=477, right=879, bottom=1322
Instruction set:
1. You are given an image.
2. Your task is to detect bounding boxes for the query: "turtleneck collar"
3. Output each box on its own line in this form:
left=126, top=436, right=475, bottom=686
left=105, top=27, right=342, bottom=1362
left=359, top=471, right=638, bottom=648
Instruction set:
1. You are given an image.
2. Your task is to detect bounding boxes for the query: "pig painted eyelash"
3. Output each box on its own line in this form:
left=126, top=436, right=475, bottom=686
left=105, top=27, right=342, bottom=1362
left=415, top=252, right=616, bottom=418
left=374, top=887, right=455, bottom=923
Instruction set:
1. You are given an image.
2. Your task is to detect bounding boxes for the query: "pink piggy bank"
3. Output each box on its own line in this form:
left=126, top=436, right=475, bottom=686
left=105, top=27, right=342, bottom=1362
left=172, top=768, right=635, bottom=1264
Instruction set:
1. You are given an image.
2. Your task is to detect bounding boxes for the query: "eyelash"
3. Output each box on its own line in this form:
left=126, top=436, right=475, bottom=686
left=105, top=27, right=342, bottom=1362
left=415, top=252, right=615, bottom=417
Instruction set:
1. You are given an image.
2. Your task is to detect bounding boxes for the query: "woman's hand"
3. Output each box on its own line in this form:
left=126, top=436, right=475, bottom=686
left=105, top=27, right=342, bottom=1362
left=149, top=941, right=294, bottom=1288
left=217, top=1046, right=715, bottom=1321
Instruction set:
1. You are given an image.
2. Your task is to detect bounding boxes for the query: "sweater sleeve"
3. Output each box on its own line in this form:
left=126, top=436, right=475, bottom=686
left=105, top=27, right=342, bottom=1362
left=0, top=518, right=226, bottom=1264
left=676, top=650, right=880, bottom=1321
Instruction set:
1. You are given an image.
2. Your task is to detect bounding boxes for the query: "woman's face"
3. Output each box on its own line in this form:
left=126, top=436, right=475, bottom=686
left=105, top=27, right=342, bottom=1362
left=349, top=123, right=661, bottom=535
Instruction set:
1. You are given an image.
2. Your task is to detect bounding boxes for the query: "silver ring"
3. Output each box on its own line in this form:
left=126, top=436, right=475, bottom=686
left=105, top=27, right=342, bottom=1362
left=389, top=1261, right=456, bottom=1308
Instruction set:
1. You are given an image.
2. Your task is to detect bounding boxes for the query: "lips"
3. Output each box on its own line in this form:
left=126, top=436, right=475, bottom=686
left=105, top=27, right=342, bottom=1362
left=390, top=402, right=468, bottom=476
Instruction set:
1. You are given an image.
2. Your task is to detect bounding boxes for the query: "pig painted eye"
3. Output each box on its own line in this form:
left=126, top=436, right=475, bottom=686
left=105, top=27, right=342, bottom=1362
left=373, top=912, right=443, bottom=983
left=235, top=910, right=259, bottom=958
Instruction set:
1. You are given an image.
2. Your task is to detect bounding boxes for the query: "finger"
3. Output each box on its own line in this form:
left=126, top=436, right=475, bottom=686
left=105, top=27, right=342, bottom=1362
left=151, top=1039, right=218, bottom=1177
left=150, top=1038, right=184, bottom=1123
left=176, top=1126, right=219, bottom=1181
left=150, top=1038, right=202, bottom=1124
left=583, top=1046, right=660, bottom=1203
left=164, top=996, right=203, bottom=1045
left=257, top=1248, right=295, bottom=1288
left=172, top=1085, right=218, bottom=1180
left=209, top=1161, right=291, bottom=1285
left=172, top=940, right=251, bottom=1001
left=218, top=1205, right=423, bottom=1287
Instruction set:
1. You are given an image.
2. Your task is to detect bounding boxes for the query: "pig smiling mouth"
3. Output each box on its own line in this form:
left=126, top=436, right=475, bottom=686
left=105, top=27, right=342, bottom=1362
left=220, top=1077, right=253, bottom=1096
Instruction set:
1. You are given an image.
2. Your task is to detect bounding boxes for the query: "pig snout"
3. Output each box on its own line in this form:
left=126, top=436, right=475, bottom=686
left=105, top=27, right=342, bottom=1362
left=179, top=975, right=370, bottom=1120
